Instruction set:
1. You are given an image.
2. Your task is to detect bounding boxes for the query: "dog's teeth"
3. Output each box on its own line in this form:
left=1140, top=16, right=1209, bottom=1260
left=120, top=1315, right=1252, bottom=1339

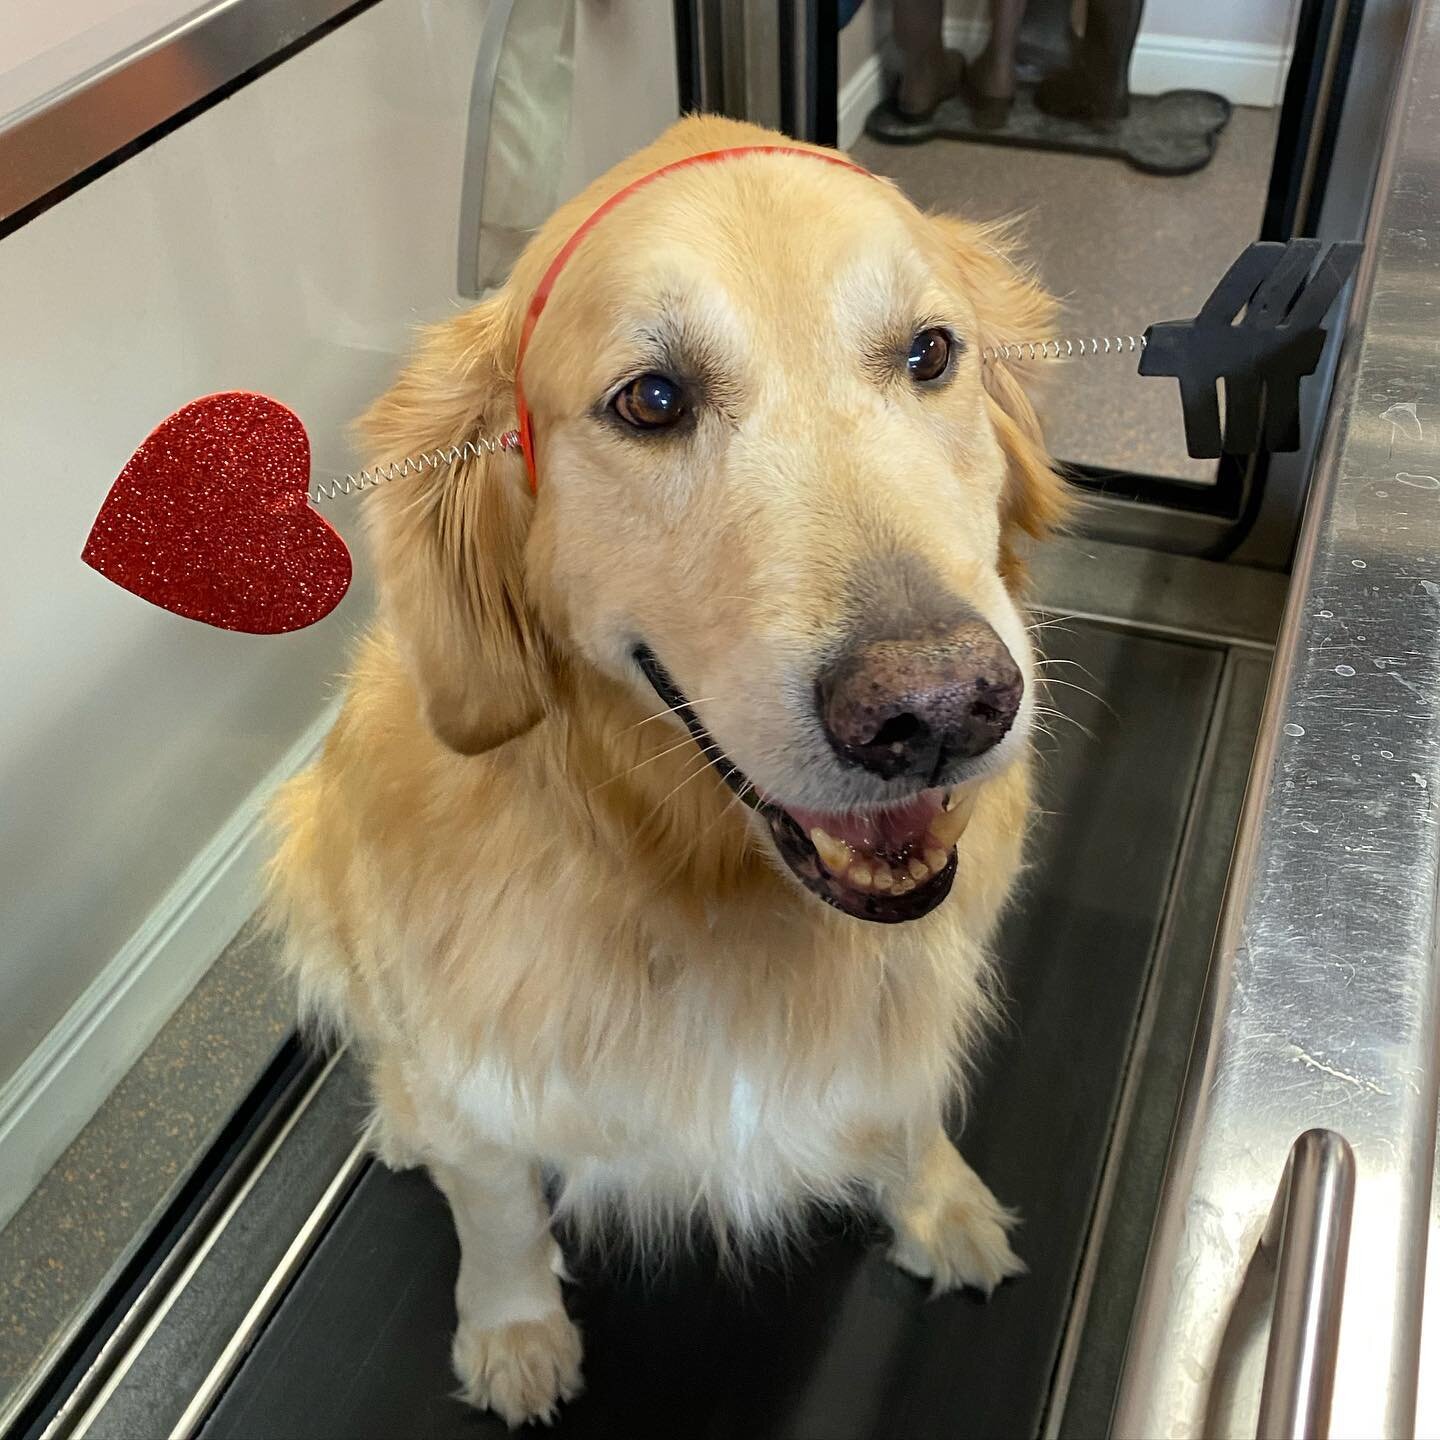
left=810, top=827, right=852, bottom=873
left=812, top=807, right=967, bottom=893
left=929, top=791, right=976, bottom=848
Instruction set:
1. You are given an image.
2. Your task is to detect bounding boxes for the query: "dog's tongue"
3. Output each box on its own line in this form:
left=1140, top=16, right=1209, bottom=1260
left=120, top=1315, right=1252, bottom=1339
left=783, top=789, right=946, bottom=856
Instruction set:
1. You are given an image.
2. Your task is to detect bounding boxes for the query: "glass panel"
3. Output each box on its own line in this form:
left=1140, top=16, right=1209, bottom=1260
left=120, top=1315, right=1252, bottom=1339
left=846, top=0, right=1302, bottom=487
left=1, top=0, right=1373, bottom=1429
left=467, top=0, right=579, bottom=295
left=0, top=0, right=675, bottom=1418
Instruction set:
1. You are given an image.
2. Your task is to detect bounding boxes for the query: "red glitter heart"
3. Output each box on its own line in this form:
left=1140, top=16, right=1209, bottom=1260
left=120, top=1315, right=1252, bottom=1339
left=82, top=392, right=351, bottom=634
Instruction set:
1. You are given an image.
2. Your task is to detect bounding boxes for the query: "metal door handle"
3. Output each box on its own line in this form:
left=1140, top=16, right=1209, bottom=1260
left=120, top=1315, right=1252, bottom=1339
left=1255, top=1129, right=1356, bottom=1440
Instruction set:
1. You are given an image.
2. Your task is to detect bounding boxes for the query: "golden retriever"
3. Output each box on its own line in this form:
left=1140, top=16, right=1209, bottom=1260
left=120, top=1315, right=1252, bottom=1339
left=268, top=113, right=1063, bottom=1427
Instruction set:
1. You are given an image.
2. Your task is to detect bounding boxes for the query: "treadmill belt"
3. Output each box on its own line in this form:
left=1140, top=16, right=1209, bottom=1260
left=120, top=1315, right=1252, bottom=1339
left=202, top=622, right=1222, bottom=1440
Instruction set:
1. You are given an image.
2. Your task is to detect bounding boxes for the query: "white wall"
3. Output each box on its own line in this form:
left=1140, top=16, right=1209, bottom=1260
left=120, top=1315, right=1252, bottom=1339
left=841, top=0, right=892, bottom=90
left=1142, top=0, right=1298, bottom=50
left=840, top=0, right=1302, bottom=145
left=942, top=0, right=1302, bottom=104
left=0, top=0, right=677, bottom=1226
left=937, top=0, right=1300, bottom=54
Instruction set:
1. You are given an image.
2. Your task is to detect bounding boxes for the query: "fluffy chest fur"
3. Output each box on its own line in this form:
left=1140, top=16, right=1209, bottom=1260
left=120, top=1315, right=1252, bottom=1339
left=269, top=633, right=1030, bottom=1242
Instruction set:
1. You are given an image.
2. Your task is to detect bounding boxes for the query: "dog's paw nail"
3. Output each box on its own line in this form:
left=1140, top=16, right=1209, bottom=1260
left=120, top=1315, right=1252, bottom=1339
left=887, top=1234, right=937, bottom=1282
left=888, top=1196, right=1025, bottom=1297
left=452, top=1309, right=583, bottom=1426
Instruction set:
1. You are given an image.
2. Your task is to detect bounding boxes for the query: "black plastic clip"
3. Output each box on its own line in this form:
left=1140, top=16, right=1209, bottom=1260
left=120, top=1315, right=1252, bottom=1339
left=1139, top=239, right=1363, bottom=458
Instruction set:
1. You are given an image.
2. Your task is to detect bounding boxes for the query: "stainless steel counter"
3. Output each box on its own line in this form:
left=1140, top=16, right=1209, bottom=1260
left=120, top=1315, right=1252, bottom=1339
left=1113, top=0, right=1440, bottom=1433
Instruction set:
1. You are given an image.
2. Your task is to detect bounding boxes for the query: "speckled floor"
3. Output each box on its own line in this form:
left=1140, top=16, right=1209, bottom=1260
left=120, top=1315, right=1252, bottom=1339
left=0, top=920, right=294, bottom=1412
left=853, top=105, right=1280, bottom=482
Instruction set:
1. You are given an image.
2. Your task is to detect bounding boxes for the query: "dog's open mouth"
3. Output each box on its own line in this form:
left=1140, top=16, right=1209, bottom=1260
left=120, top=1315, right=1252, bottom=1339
left=635, top=646, right=970, bottom=924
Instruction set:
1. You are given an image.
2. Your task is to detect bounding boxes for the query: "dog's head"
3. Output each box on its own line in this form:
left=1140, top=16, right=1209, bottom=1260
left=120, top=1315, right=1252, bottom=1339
left=363, top=118, right=1063, bottom=925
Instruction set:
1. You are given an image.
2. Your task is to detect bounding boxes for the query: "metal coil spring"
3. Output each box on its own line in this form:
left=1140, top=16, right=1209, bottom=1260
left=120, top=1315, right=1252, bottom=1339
left=982, top=333, right=1147, bottom=364
left=306, top=333, right=1143, bottom=504
left=308, top=431, right=521, bottom=504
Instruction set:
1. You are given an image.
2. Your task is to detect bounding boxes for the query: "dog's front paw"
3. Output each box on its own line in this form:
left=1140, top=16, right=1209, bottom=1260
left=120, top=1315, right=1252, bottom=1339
left=886, top=1150, right=1026, bottom=1297
left=452, top=1308, right=583, bottom=1427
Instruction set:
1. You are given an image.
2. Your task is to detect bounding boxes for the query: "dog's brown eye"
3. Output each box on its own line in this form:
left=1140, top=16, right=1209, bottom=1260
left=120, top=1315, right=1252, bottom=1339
left=907, top=328, right=953, bottom=384
left=613, top=373, right=685, bottom=430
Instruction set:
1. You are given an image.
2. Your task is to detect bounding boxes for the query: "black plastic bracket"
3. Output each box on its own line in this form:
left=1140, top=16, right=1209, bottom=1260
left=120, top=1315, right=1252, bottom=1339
left=1139, top=239, right=1363, bottom=458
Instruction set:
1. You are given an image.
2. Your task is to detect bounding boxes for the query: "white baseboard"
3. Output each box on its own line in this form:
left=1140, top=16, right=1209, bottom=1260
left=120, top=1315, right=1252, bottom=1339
left=840, top=24, right=1289, bottom=147
left=0, top=698, right=340, bottom=1232
left=1128, top=34, right=1292, bottom=109
left=840, top=50, right=887, bottom=149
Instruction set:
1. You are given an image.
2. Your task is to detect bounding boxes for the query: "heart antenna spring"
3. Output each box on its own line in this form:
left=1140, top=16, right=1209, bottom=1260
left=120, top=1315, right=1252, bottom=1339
left=306, top=334, right=1143, bottom=506
left=309, top=430, right=523, bottom=504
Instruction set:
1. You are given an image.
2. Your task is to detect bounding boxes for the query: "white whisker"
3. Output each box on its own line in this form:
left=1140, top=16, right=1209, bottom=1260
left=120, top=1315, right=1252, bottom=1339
left=638, top=754, right=723, bottom=835
left=588, top=733, right=704, bottom=794
left=1031, top=704, right=1096, bottom=741
left=616, top=695, right=720, bottom=738
left=1037, top=676, right=1116, bottom=717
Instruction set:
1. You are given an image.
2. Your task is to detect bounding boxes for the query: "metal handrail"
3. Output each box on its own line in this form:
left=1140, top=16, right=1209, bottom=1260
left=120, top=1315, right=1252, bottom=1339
left=1256, top=1130, right=1356, bottom=1440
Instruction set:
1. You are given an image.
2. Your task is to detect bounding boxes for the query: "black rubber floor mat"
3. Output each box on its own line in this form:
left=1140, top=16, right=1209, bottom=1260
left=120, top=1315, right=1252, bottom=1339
left=201, top=622, right=1222, bottom=1440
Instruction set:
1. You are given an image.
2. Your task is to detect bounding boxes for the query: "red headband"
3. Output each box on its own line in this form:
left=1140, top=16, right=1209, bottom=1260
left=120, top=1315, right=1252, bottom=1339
left=513, top=145, right=871, bottom=494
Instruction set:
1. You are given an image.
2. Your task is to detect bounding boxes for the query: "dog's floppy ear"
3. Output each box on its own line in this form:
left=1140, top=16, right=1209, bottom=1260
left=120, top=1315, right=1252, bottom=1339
left=930, top=214, right=1070, bottom=583
left=358, top=296, right=549, bottom=755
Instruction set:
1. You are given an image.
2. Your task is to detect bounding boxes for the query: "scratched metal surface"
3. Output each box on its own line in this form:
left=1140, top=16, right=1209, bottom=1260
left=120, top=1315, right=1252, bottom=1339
left=1112, top=2, right=1440, bottom=1435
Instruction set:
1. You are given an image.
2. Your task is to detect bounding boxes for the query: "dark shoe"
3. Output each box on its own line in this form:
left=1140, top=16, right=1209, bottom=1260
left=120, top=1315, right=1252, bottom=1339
left=960, top=42, right=1016, bottom=130
left=961, top=71, right=1014, bottom=130
left=1034, top=61, right=1129, bottom=125
left=896, top=49, right=967, bottom=121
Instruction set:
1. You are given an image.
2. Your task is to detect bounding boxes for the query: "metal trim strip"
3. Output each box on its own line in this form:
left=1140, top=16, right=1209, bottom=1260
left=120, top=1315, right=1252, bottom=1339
left=0, top=0, right=372, bottom=226
left=57, top=1050, right=345, bottom=1440
left=1042, top=652, right=1242, bottom=1438
left=168, top=1135, right=370, bottom=1438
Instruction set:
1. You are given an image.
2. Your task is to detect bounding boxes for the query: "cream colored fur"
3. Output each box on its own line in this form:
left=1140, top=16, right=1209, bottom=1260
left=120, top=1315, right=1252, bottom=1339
left=267, top=115, right=1063, bottom=1427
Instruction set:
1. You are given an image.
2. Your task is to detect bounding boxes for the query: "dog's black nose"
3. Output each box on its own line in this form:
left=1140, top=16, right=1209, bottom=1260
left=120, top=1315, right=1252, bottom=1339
left=817, top=619, right=1023, bottom=782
